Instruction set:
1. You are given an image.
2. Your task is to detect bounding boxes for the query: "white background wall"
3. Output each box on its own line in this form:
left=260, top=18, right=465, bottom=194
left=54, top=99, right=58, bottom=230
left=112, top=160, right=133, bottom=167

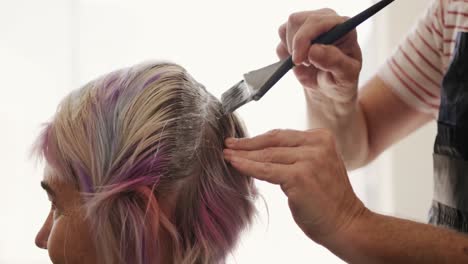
left=0, top=0, right=435, bottom=263
left=369, top=0, right=436, bottom=221
left=0, top=1, right=74, bottom=263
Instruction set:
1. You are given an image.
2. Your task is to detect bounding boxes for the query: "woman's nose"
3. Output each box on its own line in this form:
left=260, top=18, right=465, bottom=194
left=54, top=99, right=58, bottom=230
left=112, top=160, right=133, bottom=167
left=35, top=211, right=53, bottom=249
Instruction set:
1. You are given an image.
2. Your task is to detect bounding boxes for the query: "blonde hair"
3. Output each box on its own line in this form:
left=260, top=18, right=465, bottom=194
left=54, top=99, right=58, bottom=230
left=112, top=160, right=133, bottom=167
left=34, top=62, right=257, bottom=263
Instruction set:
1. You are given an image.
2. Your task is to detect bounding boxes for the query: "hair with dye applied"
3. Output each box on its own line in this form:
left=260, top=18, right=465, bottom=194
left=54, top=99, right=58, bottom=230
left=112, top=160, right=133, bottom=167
left=33, top=62, right=257, bottom=264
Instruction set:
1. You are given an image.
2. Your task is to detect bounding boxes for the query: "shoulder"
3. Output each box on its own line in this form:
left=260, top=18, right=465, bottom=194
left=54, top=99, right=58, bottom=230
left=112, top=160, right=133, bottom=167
left=442, top=0, right=468, bottom=30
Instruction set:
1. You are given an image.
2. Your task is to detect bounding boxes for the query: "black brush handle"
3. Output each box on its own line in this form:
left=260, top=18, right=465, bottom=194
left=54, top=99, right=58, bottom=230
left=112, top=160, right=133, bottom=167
left=253, top=0, right=395, bottom=101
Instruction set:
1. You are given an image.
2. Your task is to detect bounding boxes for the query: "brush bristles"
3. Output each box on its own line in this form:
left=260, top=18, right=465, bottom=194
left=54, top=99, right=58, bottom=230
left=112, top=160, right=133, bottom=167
left=221, top=80, right=252, bottom=113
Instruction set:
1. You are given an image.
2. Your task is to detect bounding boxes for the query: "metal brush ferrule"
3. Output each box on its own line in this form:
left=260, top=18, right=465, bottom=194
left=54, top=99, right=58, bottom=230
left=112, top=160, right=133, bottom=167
left=243, top=57, right=294, bottom=101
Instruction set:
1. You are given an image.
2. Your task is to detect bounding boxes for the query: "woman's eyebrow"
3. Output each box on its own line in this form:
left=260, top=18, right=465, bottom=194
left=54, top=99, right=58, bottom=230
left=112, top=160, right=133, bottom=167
left=40, top=181, right=56, bottom=198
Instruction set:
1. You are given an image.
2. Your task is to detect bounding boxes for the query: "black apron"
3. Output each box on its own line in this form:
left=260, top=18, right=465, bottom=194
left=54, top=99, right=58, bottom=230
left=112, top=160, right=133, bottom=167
left=429, top=32, right=468, bottom=232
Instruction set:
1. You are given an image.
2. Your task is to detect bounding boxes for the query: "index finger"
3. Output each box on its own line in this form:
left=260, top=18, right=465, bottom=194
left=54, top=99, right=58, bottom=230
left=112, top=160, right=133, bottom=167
left=225, top=129, right=307, bottom=151
left=229, top=155, right=289, bottom=185
left=292, top=15, right=346, bottom=65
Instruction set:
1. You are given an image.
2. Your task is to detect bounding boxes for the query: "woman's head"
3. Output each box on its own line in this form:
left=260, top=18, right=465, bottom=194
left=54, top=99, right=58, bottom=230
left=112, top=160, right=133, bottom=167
left=34, top=62, right=256, bottom=264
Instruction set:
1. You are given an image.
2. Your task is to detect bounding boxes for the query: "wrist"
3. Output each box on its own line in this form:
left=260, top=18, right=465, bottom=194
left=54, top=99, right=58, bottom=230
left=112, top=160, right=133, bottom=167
left=304, top=87, right=358, bottom=121
left=319, top=204, right=374, bottom=249
left=320, top=207, right=377, bottom=263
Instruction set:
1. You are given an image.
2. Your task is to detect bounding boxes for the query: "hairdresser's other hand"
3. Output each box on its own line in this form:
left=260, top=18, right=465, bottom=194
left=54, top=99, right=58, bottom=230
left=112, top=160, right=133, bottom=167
left=278, top=9, right=362, bottom=103
left=224, top=129, right=367, bottom=244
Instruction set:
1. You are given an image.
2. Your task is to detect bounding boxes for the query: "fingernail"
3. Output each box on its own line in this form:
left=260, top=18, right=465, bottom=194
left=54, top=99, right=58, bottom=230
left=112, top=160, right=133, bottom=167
left=302, top=61, right=311, bottom=67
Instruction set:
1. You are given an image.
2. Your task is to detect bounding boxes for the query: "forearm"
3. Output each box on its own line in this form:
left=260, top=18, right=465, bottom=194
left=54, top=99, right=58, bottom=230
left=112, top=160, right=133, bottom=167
left=305, top=88, right=369, bottom=170
left=324, top=210, right=468, bottom=264
left=305, top=76, right=433, bottom=170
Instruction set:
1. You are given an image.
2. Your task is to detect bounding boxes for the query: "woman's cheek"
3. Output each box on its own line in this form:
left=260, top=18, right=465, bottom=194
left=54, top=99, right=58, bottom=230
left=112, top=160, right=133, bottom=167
left=47, top=213, right=97, bottom=264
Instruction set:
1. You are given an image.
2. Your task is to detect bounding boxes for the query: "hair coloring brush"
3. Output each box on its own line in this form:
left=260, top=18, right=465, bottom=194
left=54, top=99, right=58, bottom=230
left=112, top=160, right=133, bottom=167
left=221, top=0, right=395, bottom=113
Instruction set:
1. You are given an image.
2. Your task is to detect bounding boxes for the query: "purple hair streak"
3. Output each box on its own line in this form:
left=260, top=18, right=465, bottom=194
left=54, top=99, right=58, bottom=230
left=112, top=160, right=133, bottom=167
left=33, top=62, right=257, bottom=264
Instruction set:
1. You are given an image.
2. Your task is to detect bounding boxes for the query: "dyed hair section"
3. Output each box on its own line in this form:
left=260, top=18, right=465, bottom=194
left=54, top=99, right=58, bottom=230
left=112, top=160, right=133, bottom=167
left=33, top=62, right=257, bottom=264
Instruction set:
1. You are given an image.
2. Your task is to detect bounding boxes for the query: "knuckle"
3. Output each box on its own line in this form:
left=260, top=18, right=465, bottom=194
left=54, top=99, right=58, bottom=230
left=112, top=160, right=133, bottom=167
left=296, top=131, right=309, bottom=145
left=319, top=8, right=338, bottom=15
left=305, top=129, right=316, bottom=137
left=260, top=148, right=274, bottom=162
left=283, top=128, right=296, bottom=134
left=287, top=13, right=295, bottom=24
left=260, top=162, right=273, bottom=175
left=292, top=33, right=303, bottom=45
left=288, top=13, right=301, bottom=25
left=303, top=15, right=320, bottom=27
left=304, top=130, right=320, bottom=145
left=321, top=129, right=335, bottom=143
left=315, top=129, right=335, bottom=145
left=316, top=128, right=331, bottom=137
left=266, top=129, right=282, bottom=140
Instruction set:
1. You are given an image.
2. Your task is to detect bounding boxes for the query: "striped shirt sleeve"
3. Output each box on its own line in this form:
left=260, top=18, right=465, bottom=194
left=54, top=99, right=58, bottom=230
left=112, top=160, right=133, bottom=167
left=378, top=0, right=444, bottom=116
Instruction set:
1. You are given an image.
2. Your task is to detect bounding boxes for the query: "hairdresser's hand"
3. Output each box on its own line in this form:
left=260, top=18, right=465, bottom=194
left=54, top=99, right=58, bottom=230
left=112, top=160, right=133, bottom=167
left=224, top=129, right=367, bottom=244
left=278, top=9, right=362, bottom=103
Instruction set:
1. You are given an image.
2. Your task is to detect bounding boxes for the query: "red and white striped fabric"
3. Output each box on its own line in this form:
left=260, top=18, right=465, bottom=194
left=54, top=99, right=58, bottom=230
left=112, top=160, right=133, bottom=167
left=378, top=0, right=468, bottom=117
